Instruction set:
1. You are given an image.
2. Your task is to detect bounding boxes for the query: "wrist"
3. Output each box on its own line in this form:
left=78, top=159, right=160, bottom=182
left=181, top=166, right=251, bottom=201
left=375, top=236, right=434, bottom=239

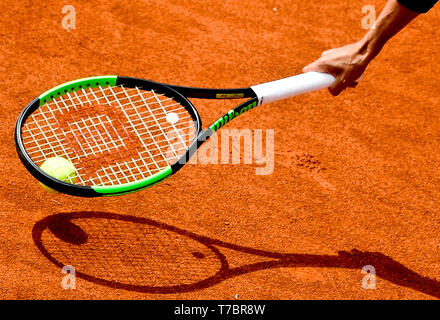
left=356, top=35, right=381, bottom=65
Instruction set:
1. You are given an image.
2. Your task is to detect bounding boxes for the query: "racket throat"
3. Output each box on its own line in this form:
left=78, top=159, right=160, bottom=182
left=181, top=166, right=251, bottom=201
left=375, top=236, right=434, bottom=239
left=209, top=100, right=258, bottom=132
left=171, top=129, right=214, bottom=172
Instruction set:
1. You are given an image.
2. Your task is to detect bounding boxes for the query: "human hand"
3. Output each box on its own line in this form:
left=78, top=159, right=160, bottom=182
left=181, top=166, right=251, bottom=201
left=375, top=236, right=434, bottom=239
left=303, top=42, right=371, bottom=96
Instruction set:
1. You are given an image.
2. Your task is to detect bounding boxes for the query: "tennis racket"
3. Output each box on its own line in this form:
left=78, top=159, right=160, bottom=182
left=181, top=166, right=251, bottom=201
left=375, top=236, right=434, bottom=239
left=15, top=72, right=335, bottom=197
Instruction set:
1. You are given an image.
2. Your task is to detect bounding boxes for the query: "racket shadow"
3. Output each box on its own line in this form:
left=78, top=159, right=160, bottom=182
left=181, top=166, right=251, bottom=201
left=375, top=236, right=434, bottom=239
left=32, top=211, right=440, bottom=298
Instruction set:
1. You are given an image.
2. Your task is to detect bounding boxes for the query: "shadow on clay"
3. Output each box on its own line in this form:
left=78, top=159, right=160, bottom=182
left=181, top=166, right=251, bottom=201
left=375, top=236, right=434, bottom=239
left=32, top=211, right=439, bottom=298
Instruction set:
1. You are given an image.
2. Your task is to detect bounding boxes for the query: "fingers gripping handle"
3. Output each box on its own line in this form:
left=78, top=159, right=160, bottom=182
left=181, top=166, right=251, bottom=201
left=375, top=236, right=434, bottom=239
left=250, top=72, right=335, bottom=106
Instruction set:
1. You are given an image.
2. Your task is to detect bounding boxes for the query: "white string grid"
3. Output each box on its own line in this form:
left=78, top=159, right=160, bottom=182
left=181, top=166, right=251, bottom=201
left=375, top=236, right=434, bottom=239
left=21, top=85, right=197, bottom=186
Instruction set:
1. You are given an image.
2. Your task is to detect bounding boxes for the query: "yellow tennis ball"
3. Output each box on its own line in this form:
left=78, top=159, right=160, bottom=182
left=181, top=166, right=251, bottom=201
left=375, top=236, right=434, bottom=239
left=39, top=157, right=77, bottom=194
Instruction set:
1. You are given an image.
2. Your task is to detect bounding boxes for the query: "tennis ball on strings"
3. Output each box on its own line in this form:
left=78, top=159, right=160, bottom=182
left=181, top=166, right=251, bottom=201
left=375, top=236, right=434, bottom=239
left=39, top=157, right=77, bottom=194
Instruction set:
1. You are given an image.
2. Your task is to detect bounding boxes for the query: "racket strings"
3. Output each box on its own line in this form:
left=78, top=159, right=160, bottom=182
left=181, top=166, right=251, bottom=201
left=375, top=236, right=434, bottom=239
left=27, top=147, right=189, bottom=186
left=42, top=86, right=170, bottom=113
left=25, top=126, right=194, bottom=158
left=21, top=84, right=198, bottom=186
left=26, top=106, right=190, bottom=133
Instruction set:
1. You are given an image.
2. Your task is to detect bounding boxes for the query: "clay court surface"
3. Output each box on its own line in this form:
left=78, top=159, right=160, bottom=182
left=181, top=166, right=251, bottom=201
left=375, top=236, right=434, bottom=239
left=1, top=0, right=440, bottom=299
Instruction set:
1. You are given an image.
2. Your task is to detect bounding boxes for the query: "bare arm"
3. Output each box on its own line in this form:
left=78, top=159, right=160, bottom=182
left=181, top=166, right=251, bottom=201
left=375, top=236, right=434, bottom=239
left=303, top=0, right=420, bottom=96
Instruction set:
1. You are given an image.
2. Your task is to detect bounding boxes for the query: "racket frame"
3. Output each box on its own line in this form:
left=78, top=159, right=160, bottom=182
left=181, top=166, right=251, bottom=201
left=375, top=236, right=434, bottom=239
left=15, top=76, right=256, bottom=197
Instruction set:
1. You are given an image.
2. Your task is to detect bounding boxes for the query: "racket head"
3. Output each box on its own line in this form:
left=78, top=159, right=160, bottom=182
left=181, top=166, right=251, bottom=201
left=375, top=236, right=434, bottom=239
left=15, top=76, right=202, bottom=197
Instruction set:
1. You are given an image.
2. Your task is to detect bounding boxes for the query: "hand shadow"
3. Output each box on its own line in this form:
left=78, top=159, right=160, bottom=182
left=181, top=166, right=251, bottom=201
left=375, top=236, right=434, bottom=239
left=32, top=211, right=439, bottom=298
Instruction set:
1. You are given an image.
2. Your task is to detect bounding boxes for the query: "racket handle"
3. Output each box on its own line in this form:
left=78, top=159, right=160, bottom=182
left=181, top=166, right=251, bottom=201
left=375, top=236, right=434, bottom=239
left=250, top=72, right=335, bottom=105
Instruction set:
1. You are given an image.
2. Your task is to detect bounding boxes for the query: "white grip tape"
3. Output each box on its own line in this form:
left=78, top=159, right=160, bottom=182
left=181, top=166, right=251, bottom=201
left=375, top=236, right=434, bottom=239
left=250, top=72, right=335, bottom=106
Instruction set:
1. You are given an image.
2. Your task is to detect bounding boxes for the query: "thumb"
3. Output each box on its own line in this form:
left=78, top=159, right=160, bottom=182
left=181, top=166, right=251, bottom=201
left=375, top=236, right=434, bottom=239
left=302, top=61, right=328, bottom=74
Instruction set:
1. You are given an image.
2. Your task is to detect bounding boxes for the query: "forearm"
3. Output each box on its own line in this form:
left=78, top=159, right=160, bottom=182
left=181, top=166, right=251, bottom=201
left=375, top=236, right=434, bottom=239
left=359, top=0, right=420, bottom=64
left=303, top=0, right=435, bottom=95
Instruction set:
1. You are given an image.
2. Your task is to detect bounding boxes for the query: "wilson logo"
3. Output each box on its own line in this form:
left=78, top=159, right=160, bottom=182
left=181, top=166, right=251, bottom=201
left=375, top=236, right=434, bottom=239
left=209, top=101, right=257, bottom=131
